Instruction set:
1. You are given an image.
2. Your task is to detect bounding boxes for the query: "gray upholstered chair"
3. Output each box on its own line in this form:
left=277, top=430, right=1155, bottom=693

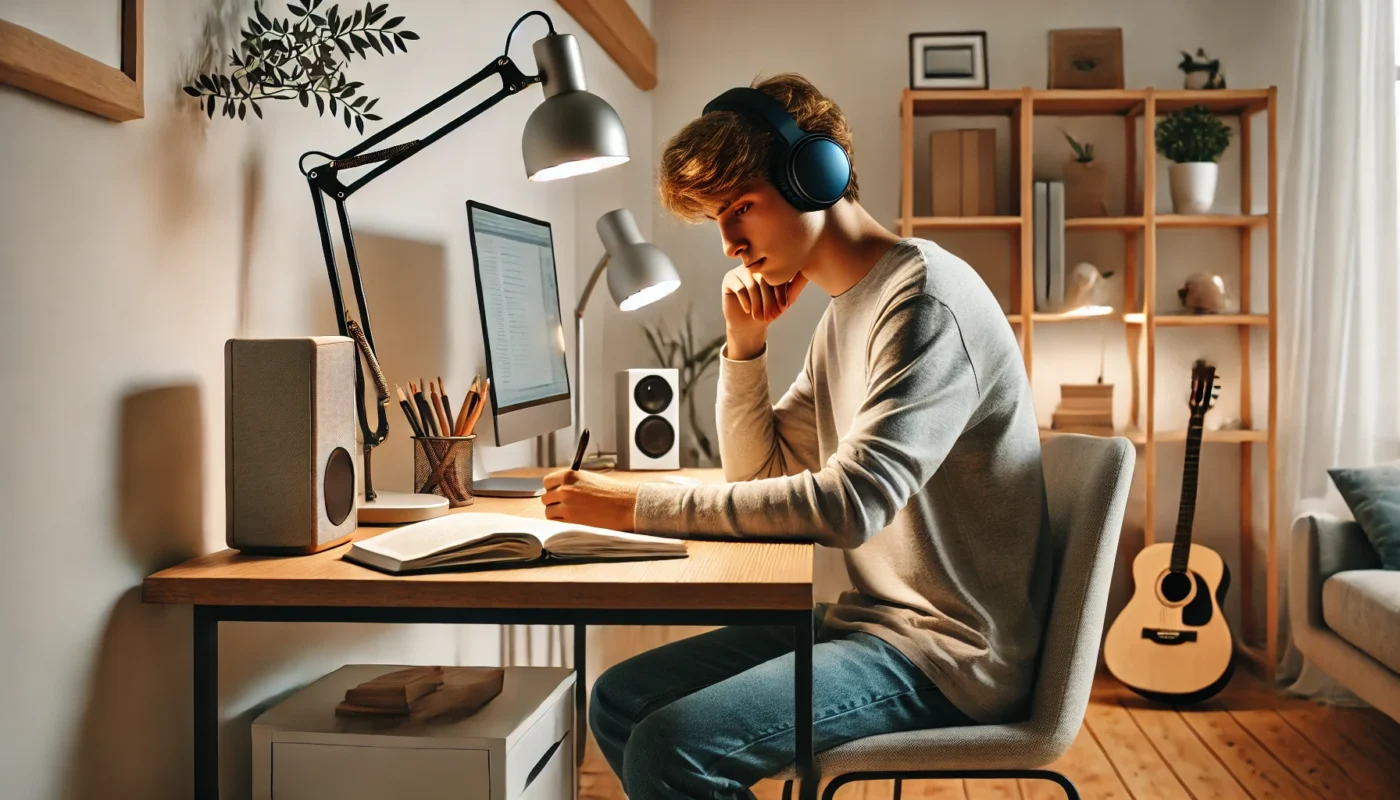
left=774, top=434, right=1135, bottom=800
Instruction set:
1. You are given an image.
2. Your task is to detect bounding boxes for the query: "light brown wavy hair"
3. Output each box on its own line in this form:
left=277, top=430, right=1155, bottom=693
left=658, top=73, right=859, bottom=222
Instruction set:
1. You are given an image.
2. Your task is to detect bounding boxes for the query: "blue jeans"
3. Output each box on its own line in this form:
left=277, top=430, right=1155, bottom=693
left=588, top=606, right=973, bottom=799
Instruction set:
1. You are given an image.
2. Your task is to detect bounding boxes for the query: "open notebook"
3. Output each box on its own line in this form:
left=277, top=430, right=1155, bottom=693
left=344, top=512, right=688, bottom=574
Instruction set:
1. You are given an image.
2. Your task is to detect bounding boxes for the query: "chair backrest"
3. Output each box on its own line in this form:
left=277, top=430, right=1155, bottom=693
left=1027, top=434, right=1134, bottom=753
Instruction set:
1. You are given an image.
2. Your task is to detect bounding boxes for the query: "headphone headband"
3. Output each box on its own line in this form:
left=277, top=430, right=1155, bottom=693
left=703, top=88, right=807, bottom=149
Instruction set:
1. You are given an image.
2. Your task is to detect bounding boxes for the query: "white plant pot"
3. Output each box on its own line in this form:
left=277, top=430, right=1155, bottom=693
left=1169, top=162, right=1218, bottom=214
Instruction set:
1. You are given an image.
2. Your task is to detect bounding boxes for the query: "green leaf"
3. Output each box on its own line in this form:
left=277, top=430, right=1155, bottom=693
left=364, top=97, right=378, bottom=111
left=356, top=115, right=364, bottom=134
left=350, top=32, right=367, bottom=56
left=299, top=89, right=309, bottom=107
left=364, top=113, right=381, bottom=121
left=251, top=100, right=264, bottom=119
left=239, top=101, right=247, bottom=120
left=329, top=96, right=338, bottom=115
left=199, top=74, right=216, bottom=92
left=309, top=13, right=326, bottom=26
left=366, top=32, right=382, bottom=54
left=399, top=30, right=418, bottom=40
left=256, top=4, right=272, bottom=29
left=206, top=96, right=216, bottom=118
left=288, top=2, right=307, bottom=17
left=352, top=95, right=366, bottom=107
left=381, top=32, right=394, bottom=53
left=315, top=93, right=325, bottom=114
left=352, top=9, right=362, bottom=28
left=218, top=74, right=231, bottom=92
left=334, top=37, right=352, bottom=59
left=183, top=86, right=201, bottom=97
left=344, top=107, right=352, bottom=127
left=383, top=16, right=402, bottom=29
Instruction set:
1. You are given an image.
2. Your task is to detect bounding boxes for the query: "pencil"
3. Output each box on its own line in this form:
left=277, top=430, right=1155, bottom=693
left=430, top=384, right=451, bottom=437
left=413, top=383, right=438, bottom=436
left=463, top=377, right=490, bottom=436
left=395, top=385, right=425, bottom=438
left=438, top=376, right=453, bottom=429
left=451, top=383, right=473, bottom=436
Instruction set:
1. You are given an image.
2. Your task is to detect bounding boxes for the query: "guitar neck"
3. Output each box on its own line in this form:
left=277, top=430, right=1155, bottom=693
left=1171, top=414, right=1206, bottom=572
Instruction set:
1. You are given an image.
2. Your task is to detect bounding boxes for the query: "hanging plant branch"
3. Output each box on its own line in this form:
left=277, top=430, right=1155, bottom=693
left=182, top=0, right=418, bottom=132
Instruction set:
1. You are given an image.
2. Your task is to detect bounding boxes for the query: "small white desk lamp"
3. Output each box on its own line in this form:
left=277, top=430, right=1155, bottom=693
left=574, top=209, right=681, bottom=465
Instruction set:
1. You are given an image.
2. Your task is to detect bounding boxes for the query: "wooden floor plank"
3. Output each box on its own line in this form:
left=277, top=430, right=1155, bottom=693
left=1039, top=726, right=1133, bottom=799
left=1084, top=682, right=1193, bottom=800
left=1220, top=699, right=1362, bottom=797
left=902, top=779, right=969, bottom=799
left=1277, top=704, right=1400, bottom=798
left=963, top=778, right=1023, bottom=799
left=1178, top=699, right=1318, bottom=800
left=1117, top=692, right=1251, bottom=799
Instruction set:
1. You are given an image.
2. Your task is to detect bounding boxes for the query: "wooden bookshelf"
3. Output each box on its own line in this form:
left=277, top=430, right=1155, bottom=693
left=899, top=87, right=1279, bottom=678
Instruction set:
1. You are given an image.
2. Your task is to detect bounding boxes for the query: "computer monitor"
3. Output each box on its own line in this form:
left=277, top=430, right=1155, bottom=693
left=467, top=201, right=573, bottom=449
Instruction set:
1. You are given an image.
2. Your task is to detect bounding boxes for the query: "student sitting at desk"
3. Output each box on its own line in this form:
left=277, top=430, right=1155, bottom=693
left=541, top=74, right=1051, bottom=799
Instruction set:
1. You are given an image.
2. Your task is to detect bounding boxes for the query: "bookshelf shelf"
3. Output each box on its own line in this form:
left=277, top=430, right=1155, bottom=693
left=1157, top=213, right=1268, bottom=229
left=1123, top=313, right=1270, bottom=326
left=1066, top=216, right=1146, bottom=230
left=902, top=215, right=1022, bottom=230
left=900, top=86, right=1279, bottom=678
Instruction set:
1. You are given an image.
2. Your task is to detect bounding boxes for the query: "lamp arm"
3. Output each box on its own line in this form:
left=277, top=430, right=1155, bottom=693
left=297, top=11, right=556, bottom=502
left=574, top=254, right=609, bottom=440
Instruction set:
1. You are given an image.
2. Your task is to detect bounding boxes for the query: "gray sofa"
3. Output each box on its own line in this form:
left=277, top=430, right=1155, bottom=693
left=1290, top=512, right=1400, bottom=722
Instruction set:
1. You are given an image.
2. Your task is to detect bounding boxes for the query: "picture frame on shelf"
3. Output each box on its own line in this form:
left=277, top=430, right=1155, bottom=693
left=1047, top=28, right=1123, bottom=90
left=908, top=32, right=988, bottom=90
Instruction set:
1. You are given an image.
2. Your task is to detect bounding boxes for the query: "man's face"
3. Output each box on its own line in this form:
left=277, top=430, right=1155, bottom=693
left=710, top=179, right=820, bottom=286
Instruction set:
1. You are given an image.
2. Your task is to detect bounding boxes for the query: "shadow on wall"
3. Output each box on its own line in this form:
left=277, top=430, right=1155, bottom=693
left=345, top=230, right=452, bottom=493
left=62, top=384, right=206, bottom=799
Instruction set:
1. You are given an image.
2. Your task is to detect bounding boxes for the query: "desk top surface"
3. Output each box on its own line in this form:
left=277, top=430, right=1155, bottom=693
left=142, top=469, right=814, bottom=611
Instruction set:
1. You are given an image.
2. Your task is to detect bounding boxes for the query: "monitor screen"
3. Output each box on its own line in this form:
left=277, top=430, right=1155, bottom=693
left=467, top=201, right=572, bottom=445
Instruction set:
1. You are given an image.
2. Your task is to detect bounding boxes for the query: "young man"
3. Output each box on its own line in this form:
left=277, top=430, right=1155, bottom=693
left=541, top=74, right=1051, bottom=798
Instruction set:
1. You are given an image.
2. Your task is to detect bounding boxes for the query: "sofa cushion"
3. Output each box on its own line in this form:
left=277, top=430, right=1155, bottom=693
left=1328, top=463, right=1400, bottom=570
left=1323, top=570, right=1400, bottom=673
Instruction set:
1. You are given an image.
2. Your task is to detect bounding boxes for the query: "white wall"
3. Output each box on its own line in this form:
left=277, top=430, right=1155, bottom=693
left=631, top=0, right=1298, bottom=620
left=0, top=0, right=652, bottom=797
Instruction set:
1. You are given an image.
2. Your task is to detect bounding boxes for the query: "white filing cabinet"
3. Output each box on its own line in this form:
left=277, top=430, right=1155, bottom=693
left=252, top=665, right=575, bottom=800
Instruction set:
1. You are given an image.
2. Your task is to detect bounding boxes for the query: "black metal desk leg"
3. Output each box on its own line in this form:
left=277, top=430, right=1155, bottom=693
left=794, top=611, right=817, bottom=800
left=574, top=623, right=587, bottom=766
left=194, top=605, right=219, bottom=800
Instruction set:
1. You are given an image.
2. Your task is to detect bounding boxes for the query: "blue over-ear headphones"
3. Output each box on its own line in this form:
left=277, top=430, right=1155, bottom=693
left=702, top=87, right=852, bottom=212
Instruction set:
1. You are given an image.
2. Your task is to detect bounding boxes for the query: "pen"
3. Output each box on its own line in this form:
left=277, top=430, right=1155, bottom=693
left=413, top=382, right=439, bottom=436
left=571, top=427, right=590, bottom=471
left=438, top=377, right=453, bottom=429
left=395, top=384, right=425, bottom=438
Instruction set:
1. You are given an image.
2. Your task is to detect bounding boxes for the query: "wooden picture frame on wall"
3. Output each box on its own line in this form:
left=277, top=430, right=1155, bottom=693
left=1047, top=28, right=1123, bottom=90
left=0, top=0, right=143, bottom=121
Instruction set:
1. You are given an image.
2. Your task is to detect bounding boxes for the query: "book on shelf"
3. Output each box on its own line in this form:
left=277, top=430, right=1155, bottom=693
left=1033, top=180, right=1067, bottom=311
left=344, top=512, right=688, bottom=574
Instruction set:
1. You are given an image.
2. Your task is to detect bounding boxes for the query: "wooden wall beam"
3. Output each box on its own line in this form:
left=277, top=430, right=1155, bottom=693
left=557, top=0, right=657, bottom=91
left=0, top=0, right=142, bottom=121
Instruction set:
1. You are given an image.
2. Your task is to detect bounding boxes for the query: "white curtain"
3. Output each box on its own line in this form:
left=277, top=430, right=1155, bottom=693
left=1275, top=0, right=1400, bottom=697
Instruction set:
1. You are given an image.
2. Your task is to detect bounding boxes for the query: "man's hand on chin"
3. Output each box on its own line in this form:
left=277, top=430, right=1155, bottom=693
left=541, top=469, right=639, bottom=531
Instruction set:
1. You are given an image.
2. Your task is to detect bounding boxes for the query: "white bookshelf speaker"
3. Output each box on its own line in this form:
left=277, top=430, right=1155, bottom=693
left=615, top=369, right=680, bottom=470
left=225, top=337, right=358, bottom=554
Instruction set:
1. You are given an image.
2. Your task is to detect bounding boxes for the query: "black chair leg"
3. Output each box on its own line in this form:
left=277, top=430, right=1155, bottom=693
left=781, top=780, right=793, bottom=800
left=815, top=770, right=1076, bottom=800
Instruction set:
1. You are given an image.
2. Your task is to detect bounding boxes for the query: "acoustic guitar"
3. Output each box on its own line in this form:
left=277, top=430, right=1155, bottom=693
left=1104, top=360, right=1233, bottom=703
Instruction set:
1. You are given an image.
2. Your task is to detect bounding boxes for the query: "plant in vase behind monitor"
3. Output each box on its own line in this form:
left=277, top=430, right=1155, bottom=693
left=1156, top=104, right=1232, bottom=214
left=1061, top=131, right=1108, bottom=217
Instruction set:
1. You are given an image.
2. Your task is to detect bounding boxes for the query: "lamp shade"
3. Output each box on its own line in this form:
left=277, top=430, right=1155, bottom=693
left=597, top=209, right=681, bottom=311
left=524, top=34, right=630, bottom=181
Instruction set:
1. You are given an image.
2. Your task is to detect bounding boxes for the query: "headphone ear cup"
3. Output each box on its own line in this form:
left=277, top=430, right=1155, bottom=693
left=786, top=136, right=851, bottom=211
left=769, top=155, right=815, bottom=212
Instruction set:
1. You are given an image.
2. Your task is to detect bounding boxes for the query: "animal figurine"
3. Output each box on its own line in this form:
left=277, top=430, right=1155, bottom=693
left=1063, top=262, right=1113, bottom=311
left=1179, top=48, right=1226, bottom=90
left=1178, top=273, right=1230, bottom=314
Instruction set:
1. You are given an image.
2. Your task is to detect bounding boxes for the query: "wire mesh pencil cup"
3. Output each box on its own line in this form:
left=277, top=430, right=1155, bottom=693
left=412, top=435, right=475, bottom=507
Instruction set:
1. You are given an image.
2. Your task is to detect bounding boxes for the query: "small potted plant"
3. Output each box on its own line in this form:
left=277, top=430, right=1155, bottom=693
left=1061, top=131, right=1107, bottom=217
left=1155, top=104, right=1232, bottom=214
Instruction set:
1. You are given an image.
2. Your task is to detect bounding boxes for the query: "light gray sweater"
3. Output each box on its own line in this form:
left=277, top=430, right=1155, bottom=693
left=634, top=239, right=1052, bottom=723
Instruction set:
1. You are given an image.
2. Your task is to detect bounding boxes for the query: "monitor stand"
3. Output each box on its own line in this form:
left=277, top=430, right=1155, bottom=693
left=473, top=477, right=546, bottom=498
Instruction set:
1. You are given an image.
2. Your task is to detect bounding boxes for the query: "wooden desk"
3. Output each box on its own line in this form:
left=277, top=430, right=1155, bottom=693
left=143, top=469, right=819, bottom=800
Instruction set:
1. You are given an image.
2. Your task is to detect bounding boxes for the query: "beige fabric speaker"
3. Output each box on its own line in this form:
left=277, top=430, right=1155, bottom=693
left=226, top=337, right=358, bottom=554
left=615, top=369, right=680, bottom=470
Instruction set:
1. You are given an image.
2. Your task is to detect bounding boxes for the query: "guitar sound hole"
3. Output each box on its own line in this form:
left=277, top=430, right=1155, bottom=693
left=1161, top=571, right=1193, bottom=603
